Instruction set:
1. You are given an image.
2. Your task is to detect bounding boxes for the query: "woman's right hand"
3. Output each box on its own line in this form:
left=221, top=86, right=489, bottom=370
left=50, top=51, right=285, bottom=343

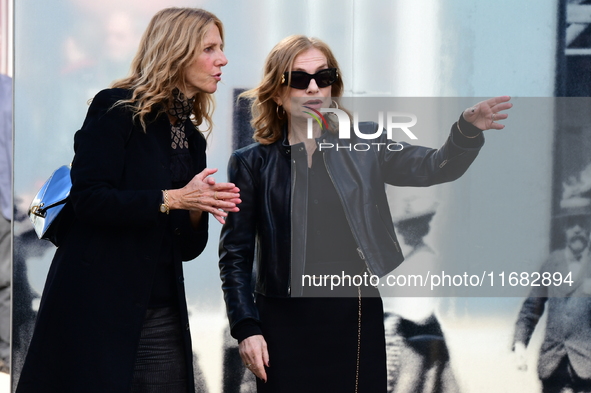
left=239, top=334, right=269, bottom=382
left=462, top=96, right=512, bottom=131
left=167, top=168, right=241, bottom=224
left=514, top=341, right=528, bottom=372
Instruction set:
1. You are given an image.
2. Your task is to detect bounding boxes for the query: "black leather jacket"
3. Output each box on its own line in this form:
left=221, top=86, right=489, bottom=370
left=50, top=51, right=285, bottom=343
left=219, top=120, right=483, bottom=331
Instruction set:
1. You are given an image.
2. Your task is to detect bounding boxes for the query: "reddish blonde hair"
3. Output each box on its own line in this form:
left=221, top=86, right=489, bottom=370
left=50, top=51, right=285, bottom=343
left=241, top=35, right=344, bottom=145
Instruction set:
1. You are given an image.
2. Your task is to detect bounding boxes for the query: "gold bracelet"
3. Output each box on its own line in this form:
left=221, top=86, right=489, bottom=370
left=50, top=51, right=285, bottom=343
left=159, top=190, right=170, bottom=214
left=457, top=121, right=481, bottom=139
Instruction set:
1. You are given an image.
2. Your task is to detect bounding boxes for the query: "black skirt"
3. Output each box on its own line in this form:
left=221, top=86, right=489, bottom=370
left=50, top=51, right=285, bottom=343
left=130, top=306, right=188, bottom=393
left=255, top=286, right=387, bottom=393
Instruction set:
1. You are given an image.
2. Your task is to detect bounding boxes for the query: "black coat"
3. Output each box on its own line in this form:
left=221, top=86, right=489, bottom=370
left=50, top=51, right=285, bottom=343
left=17, top=88, right=208, bottom=393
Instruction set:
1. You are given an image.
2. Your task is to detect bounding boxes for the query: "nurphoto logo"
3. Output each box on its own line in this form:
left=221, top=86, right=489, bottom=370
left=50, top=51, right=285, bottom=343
left=303, top=105, right=418, bottom=152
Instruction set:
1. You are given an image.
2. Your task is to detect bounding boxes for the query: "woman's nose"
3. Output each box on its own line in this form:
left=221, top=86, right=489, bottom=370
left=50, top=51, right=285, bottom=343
left=306, top=78, right=319, bottom=93
left=217, top=51, right=228, bottom=67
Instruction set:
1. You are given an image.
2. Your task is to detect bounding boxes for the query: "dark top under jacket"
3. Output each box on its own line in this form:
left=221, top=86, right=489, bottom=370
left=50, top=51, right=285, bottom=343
left=16, top=88, right=208, bottom=393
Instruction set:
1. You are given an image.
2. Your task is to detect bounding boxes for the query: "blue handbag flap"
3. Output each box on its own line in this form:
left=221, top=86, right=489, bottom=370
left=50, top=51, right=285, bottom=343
left=28, top=165, right=72, bottom=241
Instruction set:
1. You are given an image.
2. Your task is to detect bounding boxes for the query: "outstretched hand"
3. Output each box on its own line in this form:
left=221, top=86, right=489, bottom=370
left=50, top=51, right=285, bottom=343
left=168, top=168, right=241, bottom=224
left=463, top=96, right=512, bottom=131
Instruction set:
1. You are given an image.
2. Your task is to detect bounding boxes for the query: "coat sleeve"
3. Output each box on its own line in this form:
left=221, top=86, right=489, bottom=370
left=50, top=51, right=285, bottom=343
left=177, top=131, right=209, bottom=261
left=219, top=151, right=260, bottom=333
left=372, top=116, right=484, bottom=187
left=513, top=296, right=547, bottom=348
left=70, top=89, right=163, bottom=227
left=513, top=259, right=550, bottom=348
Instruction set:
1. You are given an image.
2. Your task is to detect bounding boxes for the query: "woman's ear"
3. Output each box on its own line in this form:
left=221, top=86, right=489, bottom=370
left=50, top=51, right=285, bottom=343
left=273, top=96, right=283, bottom=107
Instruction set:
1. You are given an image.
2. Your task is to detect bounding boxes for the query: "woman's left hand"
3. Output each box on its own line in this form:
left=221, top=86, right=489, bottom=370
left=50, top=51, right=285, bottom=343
left=168, top=168, right=241, bottom=225
left=463, top=96, right=512, bottom=131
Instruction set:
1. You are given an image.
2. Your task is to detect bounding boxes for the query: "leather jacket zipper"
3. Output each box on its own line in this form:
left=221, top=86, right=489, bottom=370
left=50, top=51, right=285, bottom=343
left=439, top=151, right=466, bottom=168
left=375, top=204, right=400, bottom=253
left=288, top=157, right=297, bottom=296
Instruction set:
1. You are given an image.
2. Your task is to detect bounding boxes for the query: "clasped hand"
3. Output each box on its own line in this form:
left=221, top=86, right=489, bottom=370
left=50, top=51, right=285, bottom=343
left=168, top=168, right=241, bottom=224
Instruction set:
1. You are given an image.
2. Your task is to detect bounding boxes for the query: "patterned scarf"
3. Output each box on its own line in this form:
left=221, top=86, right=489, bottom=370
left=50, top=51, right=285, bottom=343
left=168, top=89, right=195, bottom=150
left=168, top=89, right=195, bottom=185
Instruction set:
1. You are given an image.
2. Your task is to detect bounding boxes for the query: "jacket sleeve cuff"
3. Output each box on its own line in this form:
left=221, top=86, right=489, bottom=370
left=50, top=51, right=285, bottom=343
left=452, top=113, right=484, bottom=149
left=232, top=318, right=263, bottom=343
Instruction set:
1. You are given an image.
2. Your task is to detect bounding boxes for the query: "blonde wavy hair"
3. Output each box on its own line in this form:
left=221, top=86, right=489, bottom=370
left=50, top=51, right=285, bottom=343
left=111, top=7, right=224, bottom=133
left=241, top=35, right=344, bottom=145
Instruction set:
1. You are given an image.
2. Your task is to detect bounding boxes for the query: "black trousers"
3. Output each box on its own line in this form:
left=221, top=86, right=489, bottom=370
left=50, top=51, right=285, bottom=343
left=130, top=306, right=188, bottom=393
left=542, top=357, right=591, bottom=393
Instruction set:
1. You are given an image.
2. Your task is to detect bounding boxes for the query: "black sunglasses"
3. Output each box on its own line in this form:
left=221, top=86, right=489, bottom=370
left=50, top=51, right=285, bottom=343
left=281, top=68, right=338, bottom=89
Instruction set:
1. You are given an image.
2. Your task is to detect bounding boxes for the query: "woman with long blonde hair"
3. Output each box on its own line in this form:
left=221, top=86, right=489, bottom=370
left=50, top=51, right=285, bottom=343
left=17, top=8, right=240, bottom=393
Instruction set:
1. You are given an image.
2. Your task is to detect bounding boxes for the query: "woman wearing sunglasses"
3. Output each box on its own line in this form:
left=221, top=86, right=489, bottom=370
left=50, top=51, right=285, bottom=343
left=219, top=35, right=511, bottom=393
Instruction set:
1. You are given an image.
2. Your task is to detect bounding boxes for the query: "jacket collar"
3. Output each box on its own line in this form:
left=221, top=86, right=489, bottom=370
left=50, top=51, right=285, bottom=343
left=279, top=124, right=335, bottom=159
